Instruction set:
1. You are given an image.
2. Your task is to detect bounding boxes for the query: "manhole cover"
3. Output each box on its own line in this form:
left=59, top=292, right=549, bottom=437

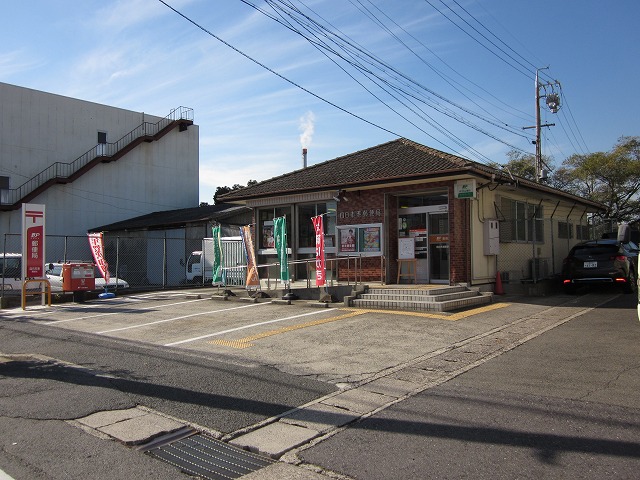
left=147, top=433, right=275, bottom=480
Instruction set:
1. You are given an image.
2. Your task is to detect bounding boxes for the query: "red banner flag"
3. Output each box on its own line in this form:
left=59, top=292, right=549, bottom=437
left=88, top=233, right=109, bottom=284
left=312, top=215, right=326, bottom=287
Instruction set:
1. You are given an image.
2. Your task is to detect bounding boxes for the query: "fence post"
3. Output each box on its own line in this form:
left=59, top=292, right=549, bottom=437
left=163, top=235, right=167, bottom=288
left=116, top=237, right=120, bottom=290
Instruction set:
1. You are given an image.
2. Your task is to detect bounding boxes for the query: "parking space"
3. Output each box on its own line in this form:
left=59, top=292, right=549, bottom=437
left=2, top=289, right=555, bottom=385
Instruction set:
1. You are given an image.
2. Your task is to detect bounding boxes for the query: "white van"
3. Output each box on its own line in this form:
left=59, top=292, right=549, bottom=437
left=0, top=253, right=23, bottom=291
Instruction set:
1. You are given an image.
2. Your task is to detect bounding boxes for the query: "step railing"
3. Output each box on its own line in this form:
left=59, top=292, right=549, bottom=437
left=1, top=106, right=193, bottom=208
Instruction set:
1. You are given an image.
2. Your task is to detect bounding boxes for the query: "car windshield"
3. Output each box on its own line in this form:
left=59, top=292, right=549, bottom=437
left=572, top=244, right=619, bottom=259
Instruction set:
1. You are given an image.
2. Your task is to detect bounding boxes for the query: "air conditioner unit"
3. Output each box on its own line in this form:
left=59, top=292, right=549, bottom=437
left=530, top=258, right=549, bottom=281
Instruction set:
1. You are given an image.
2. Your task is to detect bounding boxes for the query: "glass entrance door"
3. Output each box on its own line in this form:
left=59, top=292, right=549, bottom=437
left=428, top=213, right=449, bottom=282
left=398, top=213, right=429, bottom=282
left=397, top=193, right=449, bottom=284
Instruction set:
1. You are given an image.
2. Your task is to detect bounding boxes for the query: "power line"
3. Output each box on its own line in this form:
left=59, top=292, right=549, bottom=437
left=254, top=0, right=533, bottom=155
left=157, top=0, right=402, bottom=139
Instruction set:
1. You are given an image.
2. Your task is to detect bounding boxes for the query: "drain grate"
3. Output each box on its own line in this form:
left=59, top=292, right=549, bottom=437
left=147, top=433, right=275, bottom=480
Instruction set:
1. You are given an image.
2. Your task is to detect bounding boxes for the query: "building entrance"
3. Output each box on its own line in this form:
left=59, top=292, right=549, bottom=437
left=397, top=194, right=449, bottom=284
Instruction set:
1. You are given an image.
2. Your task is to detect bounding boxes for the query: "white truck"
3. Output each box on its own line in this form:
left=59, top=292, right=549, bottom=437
left=186, top=238, right=216, bottom=284
left=185, top=237, right=246, bottom=285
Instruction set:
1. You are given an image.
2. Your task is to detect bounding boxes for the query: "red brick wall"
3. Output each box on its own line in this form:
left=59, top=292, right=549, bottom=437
left=334, top=182, right=471, bottom=285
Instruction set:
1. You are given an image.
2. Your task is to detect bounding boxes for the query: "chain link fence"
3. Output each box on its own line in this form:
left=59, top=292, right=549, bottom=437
left=496, top=216, right=614, bottom=284
left=2, top=233, right=224, bottom=294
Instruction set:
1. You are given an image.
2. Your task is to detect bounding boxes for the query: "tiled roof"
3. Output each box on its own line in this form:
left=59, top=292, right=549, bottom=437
left=88, top=204, right=251, bottom=232
left=219, top=138, right=486, bottom=200
left=217, top=138, right=605, bottom=211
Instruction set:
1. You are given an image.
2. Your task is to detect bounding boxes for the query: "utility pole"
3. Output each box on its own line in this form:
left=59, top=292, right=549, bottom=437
left=523, top=67, right=561, bottom=182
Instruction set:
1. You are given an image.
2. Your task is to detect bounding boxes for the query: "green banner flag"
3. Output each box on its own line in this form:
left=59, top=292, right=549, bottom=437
left=273, top=216, right=289, bottom=282
left=212, top=225, right=224, bottom=284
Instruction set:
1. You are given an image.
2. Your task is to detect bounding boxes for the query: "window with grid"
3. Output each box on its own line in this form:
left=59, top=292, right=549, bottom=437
left=558, top=221, right=574, bottom=239
left=499, top=197, right=544, bottom=243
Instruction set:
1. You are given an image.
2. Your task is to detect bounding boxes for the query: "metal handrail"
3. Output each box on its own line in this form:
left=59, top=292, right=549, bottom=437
left=220, top=254, right=386, bottom=289
left=1, top=107, right=193, bottom=206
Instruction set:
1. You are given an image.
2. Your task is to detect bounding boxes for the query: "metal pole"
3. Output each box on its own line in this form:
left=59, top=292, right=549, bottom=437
left=535, top=69, right=542, bottom=183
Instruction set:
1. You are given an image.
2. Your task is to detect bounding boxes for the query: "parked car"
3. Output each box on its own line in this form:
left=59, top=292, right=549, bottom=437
left=46, top=263, right=129, bottom=292
left=1, top=253, right=23, bottom=292
left=562, top=239, right=639, bottom=294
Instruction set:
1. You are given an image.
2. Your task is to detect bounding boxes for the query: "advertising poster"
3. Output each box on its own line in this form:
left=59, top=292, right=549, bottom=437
left=361, top=227, right=381, bottom=252
left=262, top=225, right=275, bottom=249
left=340, top=228, right=357, bottom=252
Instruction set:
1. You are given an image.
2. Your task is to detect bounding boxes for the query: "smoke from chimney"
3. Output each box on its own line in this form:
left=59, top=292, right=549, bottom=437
left=299, top=110, right=315, bottom=146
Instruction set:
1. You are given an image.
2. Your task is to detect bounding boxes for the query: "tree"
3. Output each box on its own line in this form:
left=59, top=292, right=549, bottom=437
left=560, top=136, right=640, bottom=221
left=489, top=150, right=553, bottom=182
left=213, top=179, right=257, bottom=204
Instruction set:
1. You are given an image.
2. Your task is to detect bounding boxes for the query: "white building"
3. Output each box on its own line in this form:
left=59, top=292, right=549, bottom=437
left=0, top=82, right=199, bottom=237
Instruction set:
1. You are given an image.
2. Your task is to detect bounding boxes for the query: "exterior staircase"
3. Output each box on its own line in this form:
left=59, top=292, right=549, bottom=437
left=348, top=285, right=493, bottom=313
left=0, top=106, right=193, bottom=211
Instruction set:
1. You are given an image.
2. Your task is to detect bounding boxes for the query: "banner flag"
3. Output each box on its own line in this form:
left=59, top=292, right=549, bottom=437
left=212, top=225, right=224, bottom=284
left=240, top=225, right=260, bottom=288
left=312, top=215, right=326, bottom=287
left=273, top=216, right=289, bottom=282
left=87, top=232, right=109, bottom=284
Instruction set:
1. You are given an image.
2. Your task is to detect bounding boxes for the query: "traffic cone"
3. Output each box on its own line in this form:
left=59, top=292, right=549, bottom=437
left=495, top=271, right=505, bottom=295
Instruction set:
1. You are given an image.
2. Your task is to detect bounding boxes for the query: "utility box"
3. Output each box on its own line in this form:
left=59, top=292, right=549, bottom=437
left=483, top=220, right=500, bottom=255
left=62, top=263, right=95, bottom=291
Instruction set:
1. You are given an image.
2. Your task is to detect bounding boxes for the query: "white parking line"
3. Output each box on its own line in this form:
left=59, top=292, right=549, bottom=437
left=45, top=298, right=210, bottom=325
left=98, top=302, right=271, bottom=334
left=164, top=309, right=329, bottom=347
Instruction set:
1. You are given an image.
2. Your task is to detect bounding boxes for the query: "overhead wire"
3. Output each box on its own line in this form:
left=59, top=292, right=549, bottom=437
left=361, top=0, right=533, bottom=123
left=255, top=0, right=533, bottom=157
left=160, top=0, right=588, bottom=166
left=156, top=0, right=402, bottom=139
left=429, top=0, right=589, bottom=159
left=263, top=0, right=494, bottom=160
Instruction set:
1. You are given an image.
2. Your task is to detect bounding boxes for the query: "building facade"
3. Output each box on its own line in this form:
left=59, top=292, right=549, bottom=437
left=220, top=139, right=605, bottom=291
left=0, top=82, right=199, bottom=237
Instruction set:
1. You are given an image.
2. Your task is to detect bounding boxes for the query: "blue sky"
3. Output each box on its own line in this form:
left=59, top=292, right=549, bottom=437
left=2, top=0, right=638, bottom=206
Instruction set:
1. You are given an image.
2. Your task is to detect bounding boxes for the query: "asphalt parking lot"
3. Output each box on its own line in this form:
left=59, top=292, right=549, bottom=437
left=1, top=288, right=611, bottom=387
left=3, top=287, right=637, bottom=479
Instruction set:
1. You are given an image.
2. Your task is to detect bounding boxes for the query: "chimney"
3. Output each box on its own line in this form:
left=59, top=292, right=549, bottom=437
left=302, top=148, right=308, bottom=168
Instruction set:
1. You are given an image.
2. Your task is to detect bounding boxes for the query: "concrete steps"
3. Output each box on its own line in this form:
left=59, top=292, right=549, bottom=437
left=349, top=285, right=493, bottom=313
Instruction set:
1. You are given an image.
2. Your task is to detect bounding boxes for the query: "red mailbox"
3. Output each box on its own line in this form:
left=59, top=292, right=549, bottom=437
left=62, top=263, right=95, bottom=291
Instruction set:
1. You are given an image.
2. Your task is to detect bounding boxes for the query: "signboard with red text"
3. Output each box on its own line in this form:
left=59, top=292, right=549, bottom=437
left=21, top=203, right=46, bottom=279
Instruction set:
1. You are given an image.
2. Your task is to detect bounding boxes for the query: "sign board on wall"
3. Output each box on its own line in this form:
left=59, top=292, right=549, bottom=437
left=454, top=179, right=477, bottom=199
left=21, top=203, right=46, bottom=279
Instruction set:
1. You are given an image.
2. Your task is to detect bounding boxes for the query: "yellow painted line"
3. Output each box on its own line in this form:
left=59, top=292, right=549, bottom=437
left=208, top=303, right=510, bottom=349
left=209, top=310, right=367, bottom=349
left=344, top=302, right=511, bottom=321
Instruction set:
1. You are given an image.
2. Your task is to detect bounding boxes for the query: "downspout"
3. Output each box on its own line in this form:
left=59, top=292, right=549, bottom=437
left=565, top=203, right=576, bottom=253
left=549, top=201, right=560, bottom=275
left=531, top=199, right=543, bottom=284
